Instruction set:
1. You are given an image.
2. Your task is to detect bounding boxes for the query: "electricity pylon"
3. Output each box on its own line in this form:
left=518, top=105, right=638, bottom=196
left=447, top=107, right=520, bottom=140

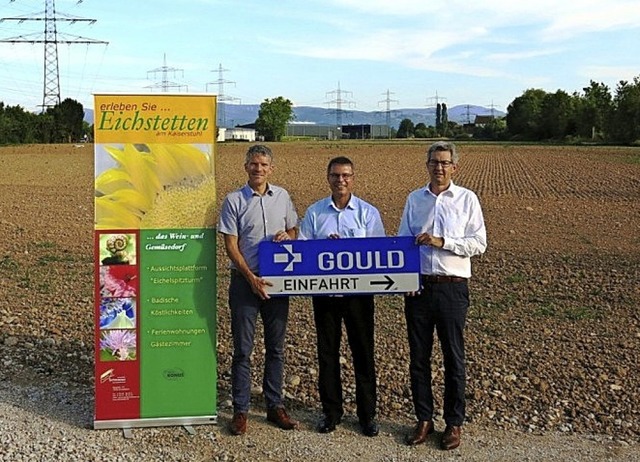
left=0, top=0, right=108, bottom=110
left=206, top=63, right=241, bottom=128
left=146, top=53, right=188, bottom=92
left=378, top=89, right=398, bottom=138
left=326, top=81, right=355, bottom=128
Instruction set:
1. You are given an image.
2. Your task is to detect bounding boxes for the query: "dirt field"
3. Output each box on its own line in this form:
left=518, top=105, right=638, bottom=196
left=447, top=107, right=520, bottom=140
left=0, top=142, right=639, bottom=460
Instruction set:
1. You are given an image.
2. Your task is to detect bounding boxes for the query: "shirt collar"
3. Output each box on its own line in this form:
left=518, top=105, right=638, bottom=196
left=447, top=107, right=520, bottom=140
left=327, top=194, right=356, bottom=211
left=243, top=182, right=273, bottom=197
left=424, top=181, right=458, bottom=197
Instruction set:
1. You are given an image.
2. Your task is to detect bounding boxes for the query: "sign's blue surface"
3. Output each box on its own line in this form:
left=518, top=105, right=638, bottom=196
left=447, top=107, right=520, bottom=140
left=259, top=236, right=420, bottom=277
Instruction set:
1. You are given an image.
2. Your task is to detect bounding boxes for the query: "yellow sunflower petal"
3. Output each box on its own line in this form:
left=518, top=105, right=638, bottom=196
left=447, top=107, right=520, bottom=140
left=148, top=144, right=189, bottom=185
left=104, top=145, right=161, bottom=203
left=95, top=168, right=133, bottom=196
left=157, top=144, right=210, bottom=177
left=95, top=197, right=143, bottom=229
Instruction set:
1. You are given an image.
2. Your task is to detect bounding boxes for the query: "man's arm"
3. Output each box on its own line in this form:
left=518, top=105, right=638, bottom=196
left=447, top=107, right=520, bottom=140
left=441, top=195, right=487, bottom=257
left=367, top=206, right=386, bottom=237
left=222, top=233, right=272, bottom=300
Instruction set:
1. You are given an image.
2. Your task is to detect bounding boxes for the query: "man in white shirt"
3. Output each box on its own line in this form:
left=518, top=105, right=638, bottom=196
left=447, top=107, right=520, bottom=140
left=398, top=141, right=487, bottom=450
left=299, top=156, right=385, bottom=437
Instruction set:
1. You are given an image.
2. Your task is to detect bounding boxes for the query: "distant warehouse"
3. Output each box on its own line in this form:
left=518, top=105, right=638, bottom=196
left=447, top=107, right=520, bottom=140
left=286, top=123, right=390, bottom=140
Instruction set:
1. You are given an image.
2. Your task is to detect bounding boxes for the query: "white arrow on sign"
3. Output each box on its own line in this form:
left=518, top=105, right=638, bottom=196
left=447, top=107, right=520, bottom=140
left=273, top=244, right=302, bottom=272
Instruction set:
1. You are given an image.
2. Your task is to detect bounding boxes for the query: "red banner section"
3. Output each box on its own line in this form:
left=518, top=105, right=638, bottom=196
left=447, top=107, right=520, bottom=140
left=94, top=230, right=141, bottom=421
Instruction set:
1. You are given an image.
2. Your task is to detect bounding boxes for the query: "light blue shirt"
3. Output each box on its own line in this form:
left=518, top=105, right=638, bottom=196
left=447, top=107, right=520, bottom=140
left=299, top=194, right=385, bottom=240
left=218, top=183, right=298, bottom=273
left=397, top=181, right=487, bottom=278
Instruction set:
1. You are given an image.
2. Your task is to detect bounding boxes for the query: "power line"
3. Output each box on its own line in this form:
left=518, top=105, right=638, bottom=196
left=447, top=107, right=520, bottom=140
left=0, top=0, right=108, bottom=111
left=146, top=53, right=188, bottom=92
left=378, top=89, right=398, bottom=138
left=463, top=104, right=477, bottom=124
left=486, top=100, right=501, bottom=118
left=206, top=63, right=240, bottom=128
left=326, top=81, right=355, bottom=127
left=426, top=90, right=447, bottom=108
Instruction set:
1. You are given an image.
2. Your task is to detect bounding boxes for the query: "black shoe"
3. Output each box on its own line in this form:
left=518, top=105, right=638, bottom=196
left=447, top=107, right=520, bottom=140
left=318, top=415, right=340, bottom=433
left=360, top=419, right=379, bottom=437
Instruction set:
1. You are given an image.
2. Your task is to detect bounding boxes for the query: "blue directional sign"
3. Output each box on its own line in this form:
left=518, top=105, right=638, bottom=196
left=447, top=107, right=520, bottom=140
left=259, top=236, right=420, bottom=295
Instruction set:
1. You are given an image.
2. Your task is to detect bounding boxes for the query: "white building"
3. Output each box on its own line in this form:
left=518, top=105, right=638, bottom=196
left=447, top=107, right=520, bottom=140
left=219, top=127, right=256, bottom=142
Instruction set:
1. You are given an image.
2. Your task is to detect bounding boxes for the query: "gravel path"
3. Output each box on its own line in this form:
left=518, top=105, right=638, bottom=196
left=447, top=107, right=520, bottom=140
left=1, top=378, right=637, bottom=462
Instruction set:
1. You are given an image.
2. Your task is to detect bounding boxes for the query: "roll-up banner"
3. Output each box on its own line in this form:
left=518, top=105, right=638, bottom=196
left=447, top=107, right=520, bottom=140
left=93, top=94, right=218, bottom=430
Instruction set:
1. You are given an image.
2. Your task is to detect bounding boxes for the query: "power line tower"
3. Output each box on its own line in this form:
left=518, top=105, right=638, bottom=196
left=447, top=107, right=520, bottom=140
left=326, top=81, right=355, bottom=128
left=378, top=89, right=398, bottom=138
left=426, top=90, right=447, bottom=108
left=206, top=63, right=241, bottom=128
left=486, top=100, right=501, bottom=118
left=0, top=0, right=108, bottom=111
left=146, top=53, right=188, bottom=92
left=464, top=104, right=477, bottom=124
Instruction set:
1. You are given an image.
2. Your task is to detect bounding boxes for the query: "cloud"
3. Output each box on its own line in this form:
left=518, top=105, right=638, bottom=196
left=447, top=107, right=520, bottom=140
left=310, top=0, right=640, bottom=46
left=486, top=48, right=566, bottom=63
left=540, top=1, right=640, bottom=40
left=581, top=65, right=640, bottom=85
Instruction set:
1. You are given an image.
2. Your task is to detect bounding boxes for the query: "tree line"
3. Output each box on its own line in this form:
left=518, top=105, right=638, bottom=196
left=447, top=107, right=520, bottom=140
left=2, top=75, right=639, bottom=145
left=395, top=77, right=640, bottom=144
left=0, top=98, right=88, bottom=144
left=505, top=77, right=640, bottom=144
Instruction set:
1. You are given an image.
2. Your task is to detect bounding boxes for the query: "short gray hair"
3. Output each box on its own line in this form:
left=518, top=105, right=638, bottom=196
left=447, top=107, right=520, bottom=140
left=245, top=144, right=274, bottom=165
left=427, top=141, right=459, bottom=164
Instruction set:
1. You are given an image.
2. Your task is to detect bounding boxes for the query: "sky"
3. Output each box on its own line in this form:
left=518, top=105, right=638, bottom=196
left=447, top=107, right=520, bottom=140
left=1, top=0, right=640, bottom=114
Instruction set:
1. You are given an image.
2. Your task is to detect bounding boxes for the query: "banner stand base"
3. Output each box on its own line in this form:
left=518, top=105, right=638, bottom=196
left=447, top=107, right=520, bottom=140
left=94, top=414, right=218, bottom=435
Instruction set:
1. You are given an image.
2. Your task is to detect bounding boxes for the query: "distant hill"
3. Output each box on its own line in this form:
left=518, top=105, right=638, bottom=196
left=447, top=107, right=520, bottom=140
left=84, top=104, right=504, bottom=129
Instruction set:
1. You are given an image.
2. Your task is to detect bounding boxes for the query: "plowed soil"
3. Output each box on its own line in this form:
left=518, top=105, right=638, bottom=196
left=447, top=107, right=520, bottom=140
left=1, top=142, right=639, bottom=458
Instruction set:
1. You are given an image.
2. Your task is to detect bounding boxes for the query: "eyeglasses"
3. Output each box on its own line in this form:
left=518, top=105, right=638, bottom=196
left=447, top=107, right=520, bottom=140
left=427, top=160, right=454, bottom=168
left=328, top=173, right=354, bottom=180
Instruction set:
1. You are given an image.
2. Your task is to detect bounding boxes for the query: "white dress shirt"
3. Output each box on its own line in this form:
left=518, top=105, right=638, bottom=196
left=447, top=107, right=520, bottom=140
left=397, top=181, right=486, bottom=278
left=299, top=194, right=385, bottom=240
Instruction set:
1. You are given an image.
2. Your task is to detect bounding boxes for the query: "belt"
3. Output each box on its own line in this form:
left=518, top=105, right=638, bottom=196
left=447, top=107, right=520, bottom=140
left=421, top=275, right=467, bottom=283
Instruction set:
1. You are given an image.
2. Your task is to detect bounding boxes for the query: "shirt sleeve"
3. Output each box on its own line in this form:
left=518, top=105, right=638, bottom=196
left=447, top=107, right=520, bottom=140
left=284, top=193, right=299, bottom=231
left=441, top=193, right=487, bottom=257
left=367, top=206, right=386, bottom=237
left=397, top=195, right=413, bottom=237
left=298, top=204, right=314, bottom=240
left=217, top=195, right=238, bottom=236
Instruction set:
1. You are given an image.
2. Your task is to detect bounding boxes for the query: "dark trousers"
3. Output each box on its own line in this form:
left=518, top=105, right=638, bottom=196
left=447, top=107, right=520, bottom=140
left=229, top=271, right=289, bottom=413
left=404, top=281, right=469, bottom=426
left=312, top=295, right=377, bottom=423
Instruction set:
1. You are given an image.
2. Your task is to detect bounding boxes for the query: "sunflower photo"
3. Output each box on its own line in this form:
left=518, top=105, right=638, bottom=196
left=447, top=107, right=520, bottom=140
left=94, top=143, right=216, bottom=230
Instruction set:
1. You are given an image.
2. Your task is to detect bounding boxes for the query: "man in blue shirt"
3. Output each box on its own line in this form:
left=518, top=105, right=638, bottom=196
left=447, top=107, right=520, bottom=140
left=299, top=156, right=385, bottom=437
left=218, top=145, right=299, bottom=436
left=398, top=141, right=487, bottom=450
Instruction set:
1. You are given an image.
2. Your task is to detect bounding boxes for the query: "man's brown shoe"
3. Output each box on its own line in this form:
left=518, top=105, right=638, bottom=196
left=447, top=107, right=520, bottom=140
left=266, top=406, right=299, bottom=430
left=405, top=420, right=434, bottom=445
left=229, top=411, right=247, bottom=436
left=440, top=425, right=462, bottom=450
